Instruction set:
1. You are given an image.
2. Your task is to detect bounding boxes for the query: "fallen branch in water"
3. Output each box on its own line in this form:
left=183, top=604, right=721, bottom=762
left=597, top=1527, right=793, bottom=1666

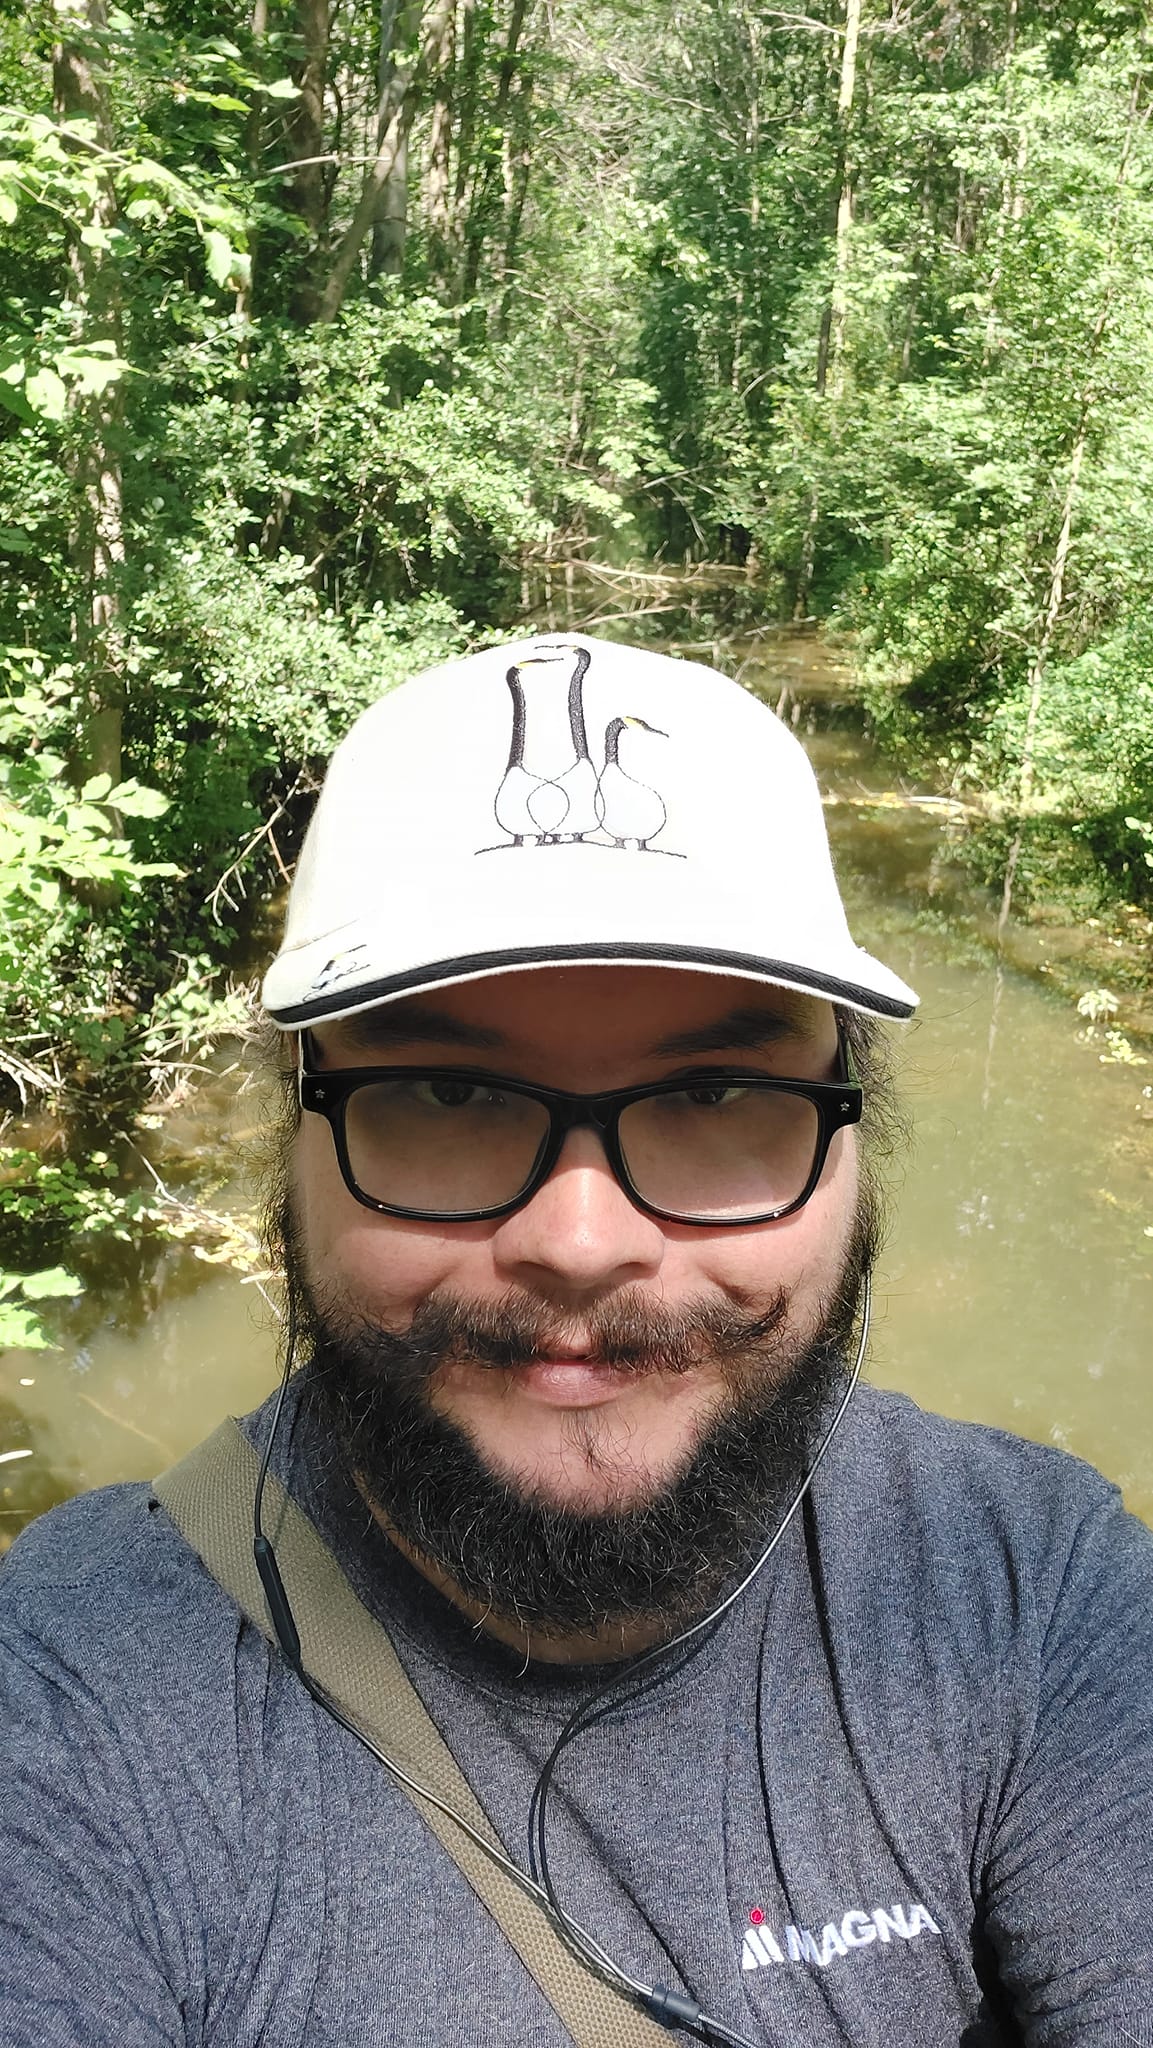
left=75, top=1393, right=174, bottom=1459
left=129, top=1146, right=279, bottom=1303
left=821, top=790, right=982, bottom=819
left=209, top=777, right=304, bottom=925
left=0, top=1045, right=63, bottom=1108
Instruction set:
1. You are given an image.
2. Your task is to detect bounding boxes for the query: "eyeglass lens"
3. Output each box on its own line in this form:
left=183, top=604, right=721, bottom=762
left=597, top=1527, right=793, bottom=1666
left=345, top=1077, right=552, bottom=1214
left=342, top=1075, right=823, bottom=1220
left=617, top=1085, right=820, bottom=1220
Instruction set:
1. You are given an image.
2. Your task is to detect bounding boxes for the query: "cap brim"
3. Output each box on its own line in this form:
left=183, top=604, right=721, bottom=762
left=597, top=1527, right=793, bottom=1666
left=262, top=935, right=918, bottom=1028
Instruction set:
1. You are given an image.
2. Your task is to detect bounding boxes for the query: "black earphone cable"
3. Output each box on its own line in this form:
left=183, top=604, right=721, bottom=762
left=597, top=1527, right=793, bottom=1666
left=525, top=1276, right=870, bottom=2029
left=251, top=1275, right=870, bottom=2045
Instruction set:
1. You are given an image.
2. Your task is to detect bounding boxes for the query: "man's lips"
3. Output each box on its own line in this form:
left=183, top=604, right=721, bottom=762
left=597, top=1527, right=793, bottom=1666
left=443, top=1344, right=657, bottom=1407
left=437, top=1326, right=715, bottom=1401
left=510, top=1357, right=638, bottom=1407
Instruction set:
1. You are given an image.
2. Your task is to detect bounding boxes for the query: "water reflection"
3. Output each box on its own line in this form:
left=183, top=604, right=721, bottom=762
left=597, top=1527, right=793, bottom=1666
left=0, top=1393, right=83, bottom=1541
left=806, top=701, right=1153, bottom=1519
left=2, top=636, right=1150, bottom=1544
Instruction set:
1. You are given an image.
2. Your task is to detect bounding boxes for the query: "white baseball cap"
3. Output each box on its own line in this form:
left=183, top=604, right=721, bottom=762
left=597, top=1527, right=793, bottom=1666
left=261, top=633, right=918, bottom=1027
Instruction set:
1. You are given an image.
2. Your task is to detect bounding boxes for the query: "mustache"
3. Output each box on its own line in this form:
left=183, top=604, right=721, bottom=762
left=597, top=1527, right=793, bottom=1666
left=312, top=1284, right=793, bottom=1386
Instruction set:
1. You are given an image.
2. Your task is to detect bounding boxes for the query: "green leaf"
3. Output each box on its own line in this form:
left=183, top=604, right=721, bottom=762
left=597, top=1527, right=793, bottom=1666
left=183, top=90, right=250, bottom=113
left=0, top=527, right=32, bottom=552
left=264, top=77, right=301, bottom=99
left=0, top=382, right=32, bottom=425
left=24, top=367, right=67, bottom=422
left=0, top=349, right=33, bottom=426
left=107, top=777, right=170, bottom=818
left=80, top=772, right=113, bottom=801
left=0, top=1308, right=53, bottom=1349
left=20, top=1267, right=83, bottom=1300
left=60, top=352, right=128, bottom=396
left=0, top=190, right=16, bottom=226
left=203, top=227, right=243, bottom=289
left=71, top=356, right=122, bottom=395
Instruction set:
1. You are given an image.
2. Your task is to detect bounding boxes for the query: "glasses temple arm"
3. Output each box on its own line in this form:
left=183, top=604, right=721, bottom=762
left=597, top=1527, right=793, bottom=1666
left=836, top=1016, right=861, bottom=1087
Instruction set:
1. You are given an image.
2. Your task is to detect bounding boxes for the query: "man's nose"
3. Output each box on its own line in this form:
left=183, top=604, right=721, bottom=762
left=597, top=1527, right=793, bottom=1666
left=491, top=1127, right=666, bottom=1299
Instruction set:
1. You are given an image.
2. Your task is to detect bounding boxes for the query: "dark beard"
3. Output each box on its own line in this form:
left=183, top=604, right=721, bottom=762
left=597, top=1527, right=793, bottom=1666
left=294, top=1201, right=876, bottom=1642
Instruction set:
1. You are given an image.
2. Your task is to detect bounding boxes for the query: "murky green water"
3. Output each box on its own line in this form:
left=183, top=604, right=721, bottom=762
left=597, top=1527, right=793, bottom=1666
left=3, top=636, right=1151, bottom=1544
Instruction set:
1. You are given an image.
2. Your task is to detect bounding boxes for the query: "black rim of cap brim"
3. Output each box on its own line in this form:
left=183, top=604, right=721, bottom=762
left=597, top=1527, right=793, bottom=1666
left=267, top=940, right=917, bottom=1025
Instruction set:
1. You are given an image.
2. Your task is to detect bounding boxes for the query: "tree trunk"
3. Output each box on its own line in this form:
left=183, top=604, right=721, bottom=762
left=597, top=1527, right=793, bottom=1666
left=493, top=21, right=535, bottom=331
left=238, top=0, right=268, bottom=331
left=285, top=0, right=330, bottom=319
left=317, top=2, right=441, bottom=324
left=371, top=128, right=409, bottom=276
left=495, top=130, right=531, bottom=335
left=1017, top=433, right=1084, bottom=811
left=244, top=0, right=269, bottom=188
left=372, top=0, right=415, bottom=276
left=827, top=0, right=862, bottom=398
left=792, top=487, right=819, bottom=621
left=451, top=0, right=479, bottom=239
left=424, top=0, right=456, bottom=262
left=983, top=126, right=1029, bottom=359
left=377, top=0, right=404, bottom=98
left=459, top=0, right=530, bottom=301
left=53, top=0, right=125, bottom=795
left=315, top=50, right=419, bottom=319
left=745, top=9, right=762, bottom=233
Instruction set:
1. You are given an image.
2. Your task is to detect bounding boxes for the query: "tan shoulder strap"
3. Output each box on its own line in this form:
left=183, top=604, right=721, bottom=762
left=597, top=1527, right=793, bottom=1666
left=152, top=1420, right=671, bottom=2048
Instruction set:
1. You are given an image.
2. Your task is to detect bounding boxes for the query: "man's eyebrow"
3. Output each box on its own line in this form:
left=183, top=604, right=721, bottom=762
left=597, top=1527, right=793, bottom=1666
left=335, top=1003, right=505, bottom=1053
left=651, top=1005, right=810, bottom=1058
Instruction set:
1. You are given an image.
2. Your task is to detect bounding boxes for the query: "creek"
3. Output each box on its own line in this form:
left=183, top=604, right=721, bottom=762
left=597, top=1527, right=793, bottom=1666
left=2, top=632, right=1151, bottom=1546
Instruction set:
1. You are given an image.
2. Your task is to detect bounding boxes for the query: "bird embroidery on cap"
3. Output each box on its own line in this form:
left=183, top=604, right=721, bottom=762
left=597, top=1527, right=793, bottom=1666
left=482, top=643, right=681, bottom=856
left=596, top=714, right=667, bottom=849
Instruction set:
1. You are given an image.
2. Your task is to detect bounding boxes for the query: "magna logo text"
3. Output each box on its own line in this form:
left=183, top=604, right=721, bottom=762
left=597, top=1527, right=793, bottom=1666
left=741, top=1901, right=941, bottom=1974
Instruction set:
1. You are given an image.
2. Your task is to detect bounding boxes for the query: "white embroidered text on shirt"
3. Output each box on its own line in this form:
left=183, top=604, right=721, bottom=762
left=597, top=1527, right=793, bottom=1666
left=741, top=1901, right=941, bottom=1974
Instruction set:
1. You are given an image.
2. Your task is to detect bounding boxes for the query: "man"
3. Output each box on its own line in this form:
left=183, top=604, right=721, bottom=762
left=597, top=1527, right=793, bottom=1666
left=2, top=634, right=1152, bottom=2047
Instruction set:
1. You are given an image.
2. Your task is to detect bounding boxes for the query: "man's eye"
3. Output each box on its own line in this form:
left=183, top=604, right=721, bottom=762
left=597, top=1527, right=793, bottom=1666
left=682, top=1084, right=748, bottom=1108
left=416, top=1078, right=484, bottom=1108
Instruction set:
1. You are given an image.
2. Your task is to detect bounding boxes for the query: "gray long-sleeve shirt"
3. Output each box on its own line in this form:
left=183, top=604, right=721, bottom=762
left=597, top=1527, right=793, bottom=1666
left=2, top=1379, right=1152, bottom=2047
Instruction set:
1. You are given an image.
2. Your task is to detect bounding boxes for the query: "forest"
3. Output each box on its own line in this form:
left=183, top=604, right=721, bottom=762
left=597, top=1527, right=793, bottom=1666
left=2, top=0, right=1153, bottom=1335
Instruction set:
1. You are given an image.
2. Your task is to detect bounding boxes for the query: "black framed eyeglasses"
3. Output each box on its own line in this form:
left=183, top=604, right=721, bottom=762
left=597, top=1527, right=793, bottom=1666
left=298, top=1036, right=862, bottom=1227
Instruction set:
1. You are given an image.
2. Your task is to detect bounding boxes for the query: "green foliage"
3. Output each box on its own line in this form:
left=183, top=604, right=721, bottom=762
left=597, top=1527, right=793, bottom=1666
left=759, top=35, right=1153, bottom=913
left=0, top=1268, right=83, bottom=1352
left=151, top=296, right=556, bottom=611
left=0, top=650, right=182, bottom=1089
left=126, top=543, right=472, bottom=887
left=1, top=0, right=1152, bottom=1158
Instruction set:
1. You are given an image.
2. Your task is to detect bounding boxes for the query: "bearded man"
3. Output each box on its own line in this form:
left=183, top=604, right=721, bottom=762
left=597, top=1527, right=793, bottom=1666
left=2, top=636, right=1152, bottom=2048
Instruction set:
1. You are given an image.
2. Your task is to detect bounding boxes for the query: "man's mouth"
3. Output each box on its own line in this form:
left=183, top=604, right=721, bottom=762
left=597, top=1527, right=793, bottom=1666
left=314, top=1283, right=797, bottom=1404
left=443, top=1317, right=702, bottom=1384
left=493, top=1354, right=647, bottom=1407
